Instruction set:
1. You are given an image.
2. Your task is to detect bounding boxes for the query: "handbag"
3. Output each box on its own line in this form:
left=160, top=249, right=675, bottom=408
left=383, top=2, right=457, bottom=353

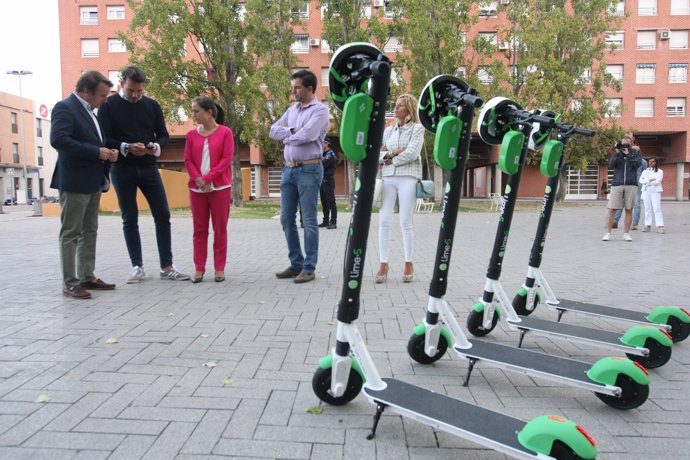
left=373, top=177, right=383, bottom=208
left=416, top=179, right=435, bottom=200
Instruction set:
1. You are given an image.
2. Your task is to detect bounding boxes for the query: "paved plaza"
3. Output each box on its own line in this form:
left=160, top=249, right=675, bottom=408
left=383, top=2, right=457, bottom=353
left=0, top=200, right=688, bottom=459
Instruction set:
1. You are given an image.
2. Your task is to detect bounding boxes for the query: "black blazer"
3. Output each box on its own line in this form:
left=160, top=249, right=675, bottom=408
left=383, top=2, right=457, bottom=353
left=50, top=93, right=110, bottom=194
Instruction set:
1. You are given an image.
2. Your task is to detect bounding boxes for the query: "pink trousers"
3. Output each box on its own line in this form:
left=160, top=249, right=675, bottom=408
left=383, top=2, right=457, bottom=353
left=190, top=188, right=231, bottom=272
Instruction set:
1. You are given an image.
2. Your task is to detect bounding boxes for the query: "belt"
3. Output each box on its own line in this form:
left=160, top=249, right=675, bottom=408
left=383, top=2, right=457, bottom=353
left=285, top=158, right=321, bottom=168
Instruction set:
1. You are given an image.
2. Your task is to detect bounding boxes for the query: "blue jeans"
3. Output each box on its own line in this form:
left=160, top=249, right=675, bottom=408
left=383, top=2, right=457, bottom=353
left=614, top=186, right=642, bottom=225
left=111, top=163, right=172, bottom=269
left=280, top=163, right=323, bottom=273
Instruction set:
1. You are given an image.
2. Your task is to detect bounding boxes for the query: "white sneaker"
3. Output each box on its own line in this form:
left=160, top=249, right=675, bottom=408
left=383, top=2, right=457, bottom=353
left=602, top=233, right=610, bottom=241
left=127, top=265, right=146, bottom=284
left=623, top=233, right=632, bottom=242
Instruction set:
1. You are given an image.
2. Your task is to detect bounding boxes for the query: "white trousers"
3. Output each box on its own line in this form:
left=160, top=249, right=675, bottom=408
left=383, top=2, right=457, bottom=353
left=641, top=190, right=664, bottom=227
left=379, top=176, right=416, bottom=263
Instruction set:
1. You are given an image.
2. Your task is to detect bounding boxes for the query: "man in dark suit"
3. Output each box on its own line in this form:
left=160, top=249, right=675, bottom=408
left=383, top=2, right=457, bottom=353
left=50, top=71, right=119, bottom=299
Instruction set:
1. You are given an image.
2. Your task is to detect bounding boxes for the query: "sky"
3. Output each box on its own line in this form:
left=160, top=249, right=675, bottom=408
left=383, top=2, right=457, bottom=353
left=0, top=0, right=62, bottom=109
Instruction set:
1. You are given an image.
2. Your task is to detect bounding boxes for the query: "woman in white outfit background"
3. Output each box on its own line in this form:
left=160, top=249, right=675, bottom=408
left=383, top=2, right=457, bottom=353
left=375, top=94, right=425, bottom=284
left=639, top=156, right=665, bottom=233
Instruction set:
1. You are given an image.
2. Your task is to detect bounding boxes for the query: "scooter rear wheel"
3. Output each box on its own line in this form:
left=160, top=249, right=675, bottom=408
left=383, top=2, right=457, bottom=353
left=549, top=440, right=591, bottom=460
left=407, top=333, right=448, bottom=364
left=667, top=315, right=690, bottom=343
left=312, top=366, right=363, bottom=406
left=626, top=338, right=672, bottom=369
left=594, top=373, right=649, bottom=410
left=467, top=309, right=499, bottom=337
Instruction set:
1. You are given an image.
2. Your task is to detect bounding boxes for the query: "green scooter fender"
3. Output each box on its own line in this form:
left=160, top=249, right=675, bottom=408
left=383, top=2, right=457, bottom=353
left=412, top=323, right=454, bottom=348
left=498, top=130, right=525, bottom=175
left=472, top=302, right=502, bottom=320
left=433, top=115, right=462, bottom=171
left=339, top=93, right=373, bottom=163
left=586, top=357, right=650, bottom=386
left=318, top=354, right=365, bottom=382
left=647, top=306, right=690, bottom=324
left=620, top=325, right=673, bottom=348
left=517, top=415, right=597, bottom=459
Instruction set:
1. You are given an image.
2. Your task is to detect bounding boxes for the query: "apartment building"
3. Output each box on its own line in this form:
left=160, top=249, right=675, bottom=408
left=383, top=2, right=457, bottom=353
left=58, top=0, right=689, bottom=200
left=0, top=92, right=39, bottom=204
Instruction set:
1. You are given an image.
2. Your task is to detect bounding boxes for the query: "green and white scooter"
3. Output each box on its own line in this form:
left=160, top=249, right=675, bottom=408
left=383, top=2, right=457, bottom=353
left=463, top=110, right=674, bottom=369
left=312, top=46, right=598, bottom=459
left=511, top=124, right=690, bottom=343
left=409, top=91, right=650, bottom=410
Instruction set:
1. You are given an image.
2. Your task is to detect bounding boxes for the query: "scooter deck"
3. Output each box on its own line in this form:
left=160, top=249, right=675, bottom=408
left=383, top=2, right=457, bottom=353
left=548, top=298, right=665, bottom=328
left=508, top=316, right=646, bottom=356
left=459, top=339, right=595, bottom=386
left=363, top=378, right=538, bottom=458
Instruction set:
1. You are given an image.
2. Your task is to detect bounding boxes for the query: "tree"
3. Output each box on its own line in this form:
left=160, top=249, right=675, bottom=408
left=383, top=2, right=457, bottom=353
left=122, top=0, right=303, bottom=205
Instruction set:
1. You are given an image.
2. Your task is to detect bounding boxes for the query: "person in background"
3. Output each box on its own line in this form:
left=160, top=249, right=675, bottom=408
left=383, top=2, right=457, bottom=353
left=98, top=66, right=190, bottom=283
left=375, top=94, right=425, bottom=283
left=602, top=135, right=643, bottom=242
left=50, top=71, right=118, bottom=299
left=184, top=96, right=234, bottom=283
left=319, top=136, right=337, bottom=229
left=269, top=69, right=329, bottom=284
left=639, top=156, right=665, bottom=233
left=612, top=134, right=646, bottom=230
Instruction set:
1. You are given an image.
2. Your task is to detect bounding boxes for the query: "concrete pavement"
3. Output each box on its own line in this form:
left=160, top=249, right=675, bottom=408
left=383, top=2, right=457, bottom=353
left=0, top=201, right=688, bottom=459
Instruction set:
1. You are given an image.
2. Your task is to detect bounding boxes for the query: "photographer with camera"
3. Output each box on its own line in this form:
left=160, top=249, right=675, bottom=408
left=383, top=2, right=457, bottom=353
left=603, top=135, right=643, bottom=242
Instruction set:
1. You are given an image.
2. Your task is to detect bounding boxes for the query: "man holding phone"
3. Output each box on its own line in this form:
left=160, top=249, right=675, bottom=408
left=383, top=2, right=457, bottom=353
left=99, top=67, right=190, bottom=283
left=603, top=135, right=643, bottom=242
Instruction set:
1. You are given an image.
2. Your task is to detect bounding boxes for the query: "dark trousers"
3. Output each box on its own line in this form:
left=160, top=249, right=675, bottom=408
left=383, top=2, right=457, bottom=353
left=320, top=179, right=337, bottom=224
left=111, top=163, right=172, bottom=269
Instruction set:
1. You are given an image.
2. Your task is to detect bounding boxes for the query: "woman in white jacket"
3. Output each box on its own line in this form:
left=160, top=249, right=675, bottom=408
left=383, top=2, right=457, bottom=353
left=639, top=156, right=664, bottom=233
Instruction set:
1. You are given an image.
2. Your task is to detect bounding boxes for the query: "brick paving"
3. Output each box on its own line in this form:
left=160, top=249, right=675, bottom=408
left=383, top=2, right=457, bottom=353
left=0, top=201, right=688, bottom=459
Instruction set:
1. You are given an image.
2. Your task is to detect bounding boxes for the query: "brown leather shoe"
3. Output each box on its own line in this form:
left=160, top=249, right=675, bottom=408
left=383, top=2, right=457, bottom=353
left=63, top=286, right=92, bottom=299
left=294, top=271, right=315, bottom=284
left=80, top=278, right=116, bottom=290
left=276, top=267, right=301, bottom=279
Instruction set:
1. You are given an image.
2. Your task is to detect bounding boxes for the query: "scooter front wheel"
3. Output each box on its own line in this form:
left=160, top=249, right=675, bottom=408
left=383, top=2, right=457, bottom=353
left=312, top=366, right=363, bottom=406
left=407, top=333, right=448, bottom=364
left=626, top=338, right=672, bottom=369
left=467, top=309, right=499, bottom=337
left=512, top=289, right=540, bottom=316
left=594, top=373, right=649, bottom=410
left=549, top=440, right=592, bottom=460
left=667, top=315, right=690, bottom=343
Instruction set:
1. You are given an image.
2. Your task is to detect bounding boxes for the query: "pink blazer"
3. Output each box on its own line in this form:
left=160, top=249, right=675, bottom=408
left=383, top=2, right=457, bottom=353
left=184, top=125, right=234, bottom=189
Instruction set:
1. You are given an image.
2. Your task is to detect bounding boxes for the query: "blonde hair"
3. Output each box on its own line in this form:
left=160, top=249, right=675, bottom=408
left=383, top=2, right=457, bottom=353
left=396, top=93, right=419, bottom=124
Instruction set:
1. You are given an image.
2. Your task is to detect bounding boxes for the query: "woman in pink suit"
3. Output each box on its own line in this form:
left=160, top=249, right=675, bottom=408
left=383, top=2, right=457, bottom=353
left=185, top=96, right=234, bottom=283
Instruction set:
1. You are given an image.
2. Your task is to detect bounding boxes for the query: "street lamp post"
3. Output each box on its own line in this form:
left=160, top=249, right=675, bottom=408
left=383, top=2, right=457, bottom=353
left=6, top=70, right=33, bottom=204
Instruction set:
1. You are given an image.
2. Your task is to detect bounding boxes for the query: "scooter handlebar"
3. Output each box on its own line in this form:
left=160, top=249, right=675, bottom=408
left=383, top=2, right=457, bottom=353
left=463, top=93, right=483, bottom=108
left=574, top=127, right=596, bottom=137
left=554, top=122, right=596, bottom=138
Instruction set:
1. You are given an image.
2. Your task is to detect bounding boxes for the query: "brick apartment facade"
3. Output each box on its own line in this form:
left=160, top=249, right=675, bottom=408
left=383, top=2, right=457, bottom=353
left=57, top=0, right=690, bottom=200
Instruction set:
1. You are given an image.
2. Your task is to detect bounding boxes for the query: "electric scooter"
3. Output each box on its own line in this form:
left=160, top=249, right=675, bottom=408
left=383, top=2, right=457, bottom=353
left=312, top=49, right=599, bottom=459
left=409, top=92, right=650, bottom=410
left=464, top=113, right=674, bottom=369
left=511, top=128, right=690, bottom=343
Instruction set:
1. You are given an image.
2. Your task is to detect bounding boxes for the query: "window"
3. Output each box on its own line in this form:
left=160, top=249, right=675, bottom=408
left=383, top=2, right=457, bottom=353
left=290, top=34, right=309, bottom=54
left=636, top=63, right=656, bottom=83
left=635, top=98, right=654, bottom=117
left=609, top=0, right=625, bottom=15
left=12, top=143, right=19, bottom=163
left=667, top=97, right=686, bottom=116
left=384, top=3, right=395, bottom=18
left=36, top=118, right=42, bottom=137
left=455, top=66, right=467, bottom=78
left=636, top=30, right=656, bottom=50
left=383, top=36, right=403, bottom=52
left=11, top=112, right=18, bottom=133
left=671, top=0, right=690, bottom=14
left=292, top=1, right=309, bottom=20
left=321, top=37, right=331, bottom=53
left=321, top=67, right=329, bottom=86
left=668, top=63, right=688, bottom=82
left=108, top=38, right=126, bottom=53
left=478, top=66, right=494, bottom=84
left=580, top=67, right=592, bottom=84
left=108, top=70, right=120, bottom=85
left=479, top=0, right=499, bottom=17
left=669, top=30, right=689, bottom=49
left=106, top=5, right=125, bottom=20
left=80, top=6, right=98, bottom=25
left=606, top=64, right=624, bottom=82
left=81, top=39, right=99, bottom=58
left=638, top=0, right=657, bottom=15
left=605, top=98, right=623, bottom=117
left=478, top=32, right=498, bottom=49
left=571, top=99, right=583, bottom=112
left=37, top=146, right=43, bottom=166
left=606, top=30, right=624, bottom=50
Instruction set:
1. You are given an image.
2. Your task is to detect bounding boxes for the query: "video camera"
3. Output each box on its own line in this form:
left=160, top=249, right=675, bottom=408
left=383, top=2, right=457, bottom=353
left=615, top=142, right=631, bottom=150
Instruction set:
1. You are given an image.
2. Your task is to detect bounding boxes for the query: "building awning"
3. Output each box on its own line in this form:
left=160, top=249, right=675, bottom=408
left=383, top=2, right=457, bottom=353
left=636, top=63, right=656, bottom=68
left=669, top=63, right=688, bottom=68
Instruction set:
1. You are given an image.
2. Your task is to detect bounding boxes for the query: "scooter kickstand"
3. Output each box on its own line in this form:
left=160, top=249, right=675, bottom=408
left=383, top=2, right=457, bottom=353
left=557, top=308, right=565, bottom=322
left=517, top=329, right=527, bottom=348
left=367, top=402, right=387, bottom=440
left=462, top=358, right=477, bottom=387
